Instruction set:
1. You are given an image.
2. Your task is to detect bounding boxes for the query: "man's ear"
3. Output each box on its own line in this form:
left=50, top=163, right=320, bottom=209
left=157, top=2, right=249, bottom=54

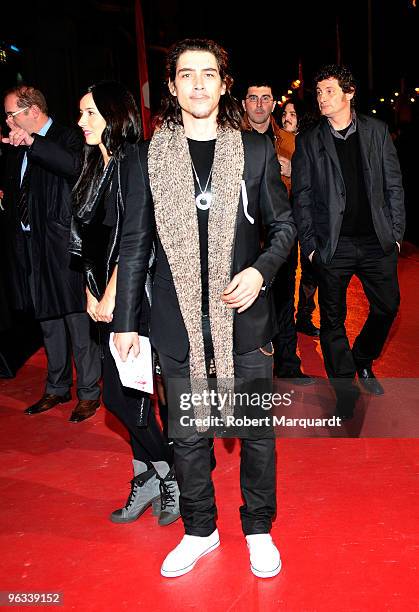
left=31, top=104, right=41, bottom=118
left=272, top=101, right=277, bottom=112
left=220, top=80, right=227, bottom=96
left=346, top=87, right=355, bottom=102
left=168, top=79, right=177, bottom=97
left=242, top=99, right=247, bottom=112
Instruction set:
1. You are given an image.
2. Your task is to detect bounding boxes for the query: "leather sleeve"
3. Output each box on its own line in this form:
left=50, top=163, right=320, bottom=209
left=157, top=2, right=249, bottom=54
left=291, top=133, right=318, bottom=258
left=112, top=145, right=154, bottom=332
left=381, top=124, right=405, bottom=242
left=251, top=136, right=296, bottom=285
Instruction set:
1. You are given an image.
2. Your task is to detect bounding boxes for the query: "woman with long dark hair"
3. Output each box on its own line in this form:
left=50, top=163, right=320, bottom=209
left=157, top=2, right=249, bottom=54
left=70, top=81, right=179, bottom=526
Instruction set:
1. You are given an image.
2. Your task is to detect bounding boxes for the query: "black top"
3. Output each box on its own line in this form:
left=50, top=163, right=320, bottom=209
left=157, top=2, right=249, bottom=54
left=334, top=130, right=375, bottom=236
left=187, top=138, right=216, bottom=315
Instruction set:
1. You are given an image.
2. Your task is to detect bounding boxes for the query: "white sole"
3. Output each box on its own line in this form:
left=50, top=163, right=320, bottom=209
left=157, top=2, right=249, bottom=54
left=250, top=559, right=282, bottom=578
left=161, top=539, right=220, bottom=578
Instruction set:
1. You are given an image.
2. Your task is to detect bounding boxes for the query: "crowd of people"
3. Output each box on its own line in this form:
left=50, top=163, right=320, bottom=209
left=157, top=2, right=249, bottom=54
left=0, top=37, right=405, bottom=579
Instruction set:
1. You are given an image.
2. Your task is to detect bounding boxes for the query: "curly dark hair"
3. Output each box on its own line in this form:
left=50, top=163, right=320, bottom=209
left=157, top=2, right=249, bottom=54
left=281, top=97, right=319, bottom=133
left=155, top=38, right=243, bottom=130
left=314, top=64, right=356, bottom=106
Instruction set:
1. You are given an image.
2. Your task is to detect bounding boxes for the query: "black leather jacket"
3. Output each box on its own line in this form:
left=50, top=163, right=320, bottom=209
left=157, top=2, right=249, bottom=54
left=70, top=144, right=143, bottom=301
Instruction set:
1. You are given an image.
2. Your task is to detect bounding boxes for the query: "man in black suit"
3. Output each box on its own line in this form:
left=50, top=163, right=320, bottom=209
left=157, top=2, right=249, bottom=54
left=292, top=65, right=405, bottom=416
left=2, top=86, right=101, bottom=422
left=113, top=39, right=296, bottom=578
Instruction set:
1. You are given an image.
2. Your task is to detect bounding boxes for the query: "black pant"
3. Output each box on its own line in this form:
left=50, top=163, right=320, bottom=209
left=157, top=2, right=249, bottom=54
left=40, top=313, right=101, bottom=400
left=296, top=251, right=318, bottom=324
left=158, top=316, right=276, bottom=536
left=23, top=232, right=101, bottom=400
left=314, top=235, right=400, bottom=389
left=102, top=328, right=172, bottom=466
left=272, top=243, right=301, bottom=375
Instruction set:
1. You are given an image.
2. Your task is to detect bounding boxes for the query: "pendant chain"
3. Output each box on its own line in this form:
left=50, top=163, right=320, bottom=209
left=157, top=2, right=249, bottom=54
left=191, top=159, right=214, bottom=196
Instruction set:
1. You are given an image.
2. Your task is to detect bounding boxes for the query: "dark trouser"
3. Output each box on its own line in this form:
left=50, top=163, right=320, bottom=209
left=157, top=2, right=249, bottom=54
left=158, top=316, right=276, bottom=537
left=102, top=328, right=172, bottom=466
left=40, top=313, right=101, bottom=400
left=23, top=231, right=101, bottom=400
left=314, top=235, right=400, bottom=395
left=272, top=243, right=301, bottom=375
left=296, top=251, right=318, bottom=324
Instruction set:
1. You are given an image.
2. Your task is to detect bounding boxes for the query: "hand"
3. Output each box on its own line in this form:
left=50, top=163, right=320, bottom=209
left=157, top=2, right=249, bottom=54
left=95, top=292, right=115, bottom=323
left=2, top=124, right=34, bottom=147
left=278, top=155, right=291, bottom=178
left=86, top=288, right=99, bottom=321
left=113, top=332, right=140, bottom=362
left=308, top=250, right=315, bottom=263
left=221, top=267, right=264, bottom=313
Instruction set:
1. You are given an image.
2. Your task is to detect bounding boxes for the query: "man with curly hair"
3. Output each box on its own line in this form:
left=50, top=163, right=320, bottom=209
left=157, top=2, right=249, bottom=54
left=292, top=64, right=405, bottom=417
left=113, top=39, right=296, bottom=578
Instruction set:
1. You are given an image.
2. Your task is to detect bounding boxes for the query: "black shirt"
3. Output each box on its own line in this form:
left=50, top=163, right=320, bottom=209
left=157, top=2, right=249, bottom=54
left=334, top=130, right=375, bottom=236
left=187, top=138, right=216, bottom=315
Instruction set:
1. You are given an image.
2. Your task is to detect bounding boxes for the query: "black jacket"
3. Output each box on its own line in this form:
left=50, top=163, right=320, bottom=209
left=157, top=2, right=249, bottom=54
left=2, top=121, right=85, bottom=319
left=113, top=131, right=296, bottom=360
left=292, top=114, right=405, bottom=263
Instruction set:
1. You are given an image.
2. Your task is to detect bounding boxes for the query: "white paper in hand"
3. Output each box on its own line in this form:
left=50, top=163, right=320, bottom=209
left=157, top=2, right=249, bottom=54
left=109, top=333, right=153, bottom=394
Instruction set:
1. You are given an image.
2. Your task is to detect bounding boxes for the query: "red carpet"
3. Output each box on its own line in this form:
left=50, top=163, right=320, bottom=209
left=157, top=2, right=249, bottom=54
left=1, top=245, right=418, bottom=611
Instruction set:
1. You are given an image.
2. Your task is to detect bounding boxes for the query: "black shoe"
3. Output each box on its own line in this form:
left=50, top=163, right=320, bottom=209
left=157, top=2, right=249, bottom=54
left=357, top=367, right=384, bottom=395
left=24, top=392, right=71, bottom=415
left=275, top=369, right=316, bottom=386
left=69, top=399, right=100, bottom=423
left=295, top=319, right=320, bottom=337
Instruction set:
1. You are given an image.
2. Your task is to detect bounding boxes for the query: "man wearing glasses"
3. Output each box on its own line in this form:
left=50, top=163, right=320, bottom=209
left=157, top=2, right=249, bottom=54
left=2, top=86, right=101, bottom=422
left=242, top=82, right=314, bottom=385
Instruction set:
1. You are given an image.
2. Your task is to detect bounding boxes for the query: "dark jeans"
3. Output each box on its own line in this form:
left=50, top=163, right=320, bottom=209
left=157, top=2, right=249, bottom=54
left=272, top=243, right=301, bottom=375
left=158, top=315, right=276, bottom=536
left=314, top=235, right=400, bottom=392
left=102, top=327, right=172, bottom=466
left=296, top=252, right=318, bottom=324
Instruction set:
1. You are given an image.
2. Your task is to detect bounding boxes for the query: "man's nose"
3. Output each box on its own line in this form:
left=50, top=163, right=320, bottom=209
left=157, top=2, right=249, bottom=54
left=194, top=74, right=204, bottom=89
left=256, top=98, right=263, bottom=107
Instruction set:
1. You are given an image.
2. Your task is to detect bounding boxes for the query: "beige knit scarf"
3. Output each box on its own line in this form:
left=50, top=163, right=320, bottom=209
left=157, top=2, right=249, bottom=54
left=148, top=123, right=244, bottom=425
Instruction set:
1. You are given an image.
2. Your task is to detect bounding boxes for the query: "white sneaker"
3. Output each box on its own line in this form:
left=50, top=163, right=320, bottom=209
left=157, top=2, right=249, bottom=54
left=161, top=529, right=220, bottom=578
left=246, top=533, right=282, bottom=578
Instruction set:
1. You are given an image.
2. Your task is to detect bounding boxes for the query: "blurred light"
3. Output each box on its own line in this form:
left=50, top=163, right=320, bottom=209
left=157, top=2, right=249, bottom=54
left=9, top=45, right=20, bottom=52
left=379, top=98, right=385, bottom=102
left=415, top=88, right=419, bottom=93
left=411, top=98, right=416, bottom=102
left=281, top=95, right=287, bottom=102
left=372, top=109, right=377, bottom=114
left=394, top=92, right=399, bottom=97
left=390, top=98, right=394, bottom=103
left=296, top=79, right=301, bottom=85
left=287, top=89, right=292, bottom=94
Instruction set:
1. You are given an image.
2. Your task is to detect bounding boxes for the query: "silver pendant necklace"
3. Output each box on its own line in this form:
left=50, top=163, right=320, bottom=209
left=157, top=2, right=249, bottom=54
left=191, top=159, right=214, bottom=210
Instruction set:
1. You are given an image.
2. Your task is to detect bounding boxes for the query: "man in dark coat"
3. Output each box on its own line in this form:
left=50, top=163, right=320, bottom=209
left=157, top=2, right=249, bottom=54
left=113, top=39, right=296, bottom=579
left=292, top=65, right=405, bottom=417
left=2, top=85, right=101, bottom=422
